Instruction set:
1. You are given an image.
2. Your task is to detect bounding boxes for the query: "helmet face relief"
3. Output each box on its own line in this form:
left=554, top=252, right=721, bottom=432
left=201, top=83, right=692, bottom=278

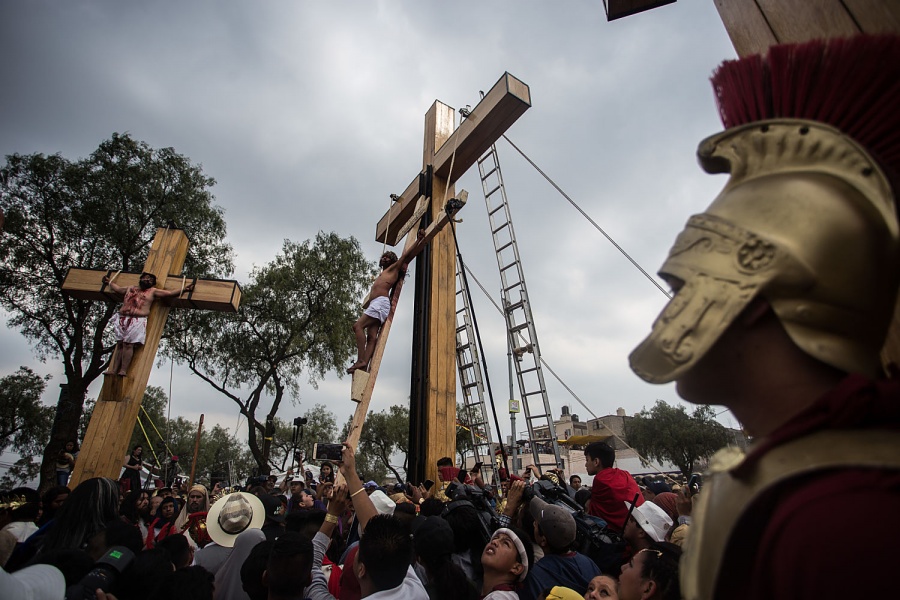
left=631, top=120, right=900, bottom=384
left=629, top=214, right=809, bottom=384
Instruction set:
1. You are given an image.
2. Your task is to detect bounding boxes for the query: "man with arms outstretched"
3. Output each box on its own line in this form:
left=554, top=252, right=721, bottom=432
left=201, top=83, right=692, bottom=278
left=102, top=271, right=194, bottom=376
left=347, top=229, right=427, bottom=374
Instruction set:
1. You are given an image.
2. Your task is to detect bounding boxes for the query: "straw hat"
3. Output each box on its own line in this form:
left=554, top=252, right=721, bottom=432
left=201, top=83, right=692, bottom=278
left=206, top=491, right=265, bottom=548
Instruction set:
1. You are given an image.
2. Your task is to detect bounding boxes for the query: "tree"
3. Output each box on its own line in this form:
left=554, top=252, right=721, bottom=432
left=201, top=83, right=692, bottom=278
left=624, top=400, right=731, bottom=479
left=456, top=402, right=480, bottom=466
left=0, top=367, right=54, bottom=487
left=0, top=133, right=233, bottom=491
left=357, top=405, right=410, bottom=483
left=168, top=233, right=373, bottom=473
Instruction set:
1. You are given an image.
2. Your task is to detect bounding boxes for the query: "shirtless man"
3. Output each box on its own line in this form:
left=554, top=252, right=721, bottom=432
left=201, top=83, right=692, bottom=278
left=102, top=271, right=194, bottom=376
left=347, top=229, right=428, bottom=374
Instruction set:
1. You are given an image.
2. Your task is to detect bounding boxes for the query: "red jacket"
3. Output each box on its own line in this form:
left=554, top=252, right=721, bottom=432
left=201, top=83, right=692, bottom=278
left=587, top=467, right=642, bottom=531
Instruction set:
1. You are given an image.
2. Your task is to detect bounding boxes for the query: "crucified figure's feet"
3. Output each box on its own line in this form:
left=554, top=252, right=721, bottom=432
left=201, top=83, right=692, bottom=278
left=347, top=360, right=368, bottom=375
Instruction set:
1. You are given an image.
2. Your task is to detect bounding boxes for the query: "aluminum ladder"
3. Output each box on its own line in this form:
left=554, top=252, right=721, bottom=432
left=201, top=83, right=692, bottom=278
left=454, top=254, right=499, bottom=484
left=477, top=143, right=562, bottom=473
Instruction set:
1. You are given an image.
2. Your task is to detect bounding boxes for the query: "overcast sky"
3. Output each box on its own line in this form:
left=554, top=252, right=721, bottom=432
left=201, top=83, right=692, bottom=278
left=1, top=1, right=742, bottom=469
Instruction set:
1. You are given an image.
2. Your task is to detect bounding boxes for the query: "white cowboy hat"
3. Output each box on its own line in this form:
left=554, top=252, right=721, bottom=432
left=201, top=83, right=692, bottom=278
left=206, top=491, right=266, bottom=548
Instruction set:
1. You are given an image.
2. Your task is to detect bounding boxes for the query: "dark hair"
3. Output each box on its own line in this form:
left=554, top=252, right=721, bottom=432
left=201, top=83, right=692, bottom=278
left=436, top=457, right=454, bottom=468
left=585, top=442, right=615, bottom=469
left=88, top=519, right=143, bottom=558
left=285, top=508, right=327, bottom=540
left=132, top=445, right=143, bottom=453
left=139, top=272, right=157, bottom=285
left=267, top=531, right=314, bottom=594
left=158, top=496, right=180, bottom=524
left=157, top=532, right=193, bottom=569
left=574, top=488, right=592, bottom=509
left=241, top=540, right=273, bottom=600
left=115, top=548, right=172, bottom=600
left=64, top=439, right=79, bottom=452
left=569, top=474, right=582, bottom=485
left=40, top=477, right=120, bottom=554
left=156, top=565, right=215, bottom=600
left=30, top=549, right=93, bottom=588
left=638, top=542, right=682, bottom=600
left=120, top=489, right=149, bottom=525
left=420, top=497, right=445, bottom=517
left=358, top=515, right=412, bottom=591
left=38, top=485, right=71, bottom=527
left=381, top=251, right=398, bottom=263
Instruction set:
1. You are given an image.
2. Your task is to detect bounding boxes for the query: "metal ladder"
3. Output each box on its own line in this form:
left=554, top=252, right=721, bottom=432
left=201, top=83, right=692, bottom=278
left=477, top=143, right=562, bottom=473
left=454, top=255, right=499, bottom=484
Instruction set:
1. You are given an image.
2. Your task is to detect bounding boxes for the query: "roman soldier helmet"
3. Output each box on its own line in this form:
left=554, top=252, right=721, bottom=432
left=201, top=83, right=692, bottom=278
left=630, top=35, right=900, bottom=383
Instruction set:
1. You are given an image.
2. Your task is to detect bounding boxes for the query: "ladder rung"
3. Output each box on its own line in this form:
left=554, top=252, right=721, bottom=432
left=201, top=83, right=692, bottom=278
left=496, top=240, right=513, bottom=252
left=499, top=262, right=518, bottom=273
left=459, top=361, right=474, bottom=370
left=519, top=366, right=538, bottom=375
left=481, top=166, right=499, bottom=180
left=462, top=382, right=479, bottom=390
left=488, top=203, right=505, bottom=217
left=492, top=221, right=509, bottom=235
left=503, top=282, right=523, bottom=292
left=523, top=390, right=546, bottom=398
left=504, top=300, right=525, bottom=312
left=484, top=184, right=501, bottom=197
left=509, top=323, right=529, bottom=333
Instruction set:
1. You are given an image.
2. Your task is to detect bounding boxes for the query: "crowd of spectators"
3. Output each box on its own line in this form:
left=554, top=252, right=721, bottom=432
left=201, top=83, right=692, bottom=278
left=0, top=440, right=686, bottom=599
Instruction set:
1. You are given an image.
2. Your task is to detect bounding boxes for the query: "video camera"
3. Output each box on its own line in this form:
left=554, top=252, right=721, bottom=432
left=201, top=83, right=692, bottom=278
left=65, top=546, right=134, bottom=600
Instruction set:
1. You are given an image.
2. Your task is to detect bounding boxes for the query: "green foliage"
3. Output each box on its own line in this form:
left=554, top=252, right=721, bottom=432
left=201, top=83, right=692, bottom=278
left=0, top=133, right=233, bottom=490
left=0, top=367, right=53, bottom=486
left=357, top=405, right=410, bottom=483
left=456, top=403, right=480, bottom=465
left=624, top=400, right=731, bottom=479
left=168, top=232, right=374, bottom=472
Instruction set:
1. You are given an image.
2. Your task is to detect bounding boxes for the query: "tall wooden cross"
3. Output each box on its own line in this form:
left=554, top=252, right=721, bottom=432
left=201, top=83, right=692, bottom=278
left=346, top=73, right=531, bottom=485
left=61, top=226, right=241, bottom=488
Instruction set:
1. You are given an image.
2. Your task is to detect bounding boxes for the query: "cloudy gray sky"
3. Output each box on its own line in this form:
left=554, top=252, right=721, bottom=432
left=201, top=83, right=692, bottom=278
left=1, top=1, right=741, bottom=470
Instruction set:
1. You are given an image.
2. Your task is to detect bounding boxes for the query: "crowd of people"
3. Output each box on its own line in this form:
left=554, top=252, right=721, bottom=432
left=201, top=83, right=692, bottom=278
left=1, top=441, right=684, bottom=600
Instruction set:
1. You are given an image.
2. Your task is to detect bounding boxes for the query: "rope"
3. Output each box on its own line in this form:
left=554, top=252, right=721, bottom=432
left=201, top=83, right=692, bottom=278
left=500, top=134, right=672, bottom=299
left=136, top=416, right=162, bottom=468
left=141, top=404, right=177, bottom=458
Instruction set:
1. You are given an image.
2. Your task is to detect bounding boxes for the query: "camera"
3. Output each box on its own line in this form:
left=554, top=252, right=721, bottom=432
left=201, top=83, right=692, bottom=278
left=65, top=546, right=134, bottom=600
left=293, top=417, right=308, bottom=427
left=688, top=473, right=702, bottom=495
left=313, top=442, right=344, bottom=462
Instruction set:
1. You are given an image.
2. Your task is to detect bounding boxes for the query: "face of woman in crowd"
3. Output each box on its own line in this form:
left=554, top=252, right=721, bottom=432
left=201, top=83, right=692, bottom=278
left=51, top=493, right=69, bottom=511
left=618, top=550, right=653, bottom=600
left=585, top=575, right=619, bottom=600
left=160, top=502, right=175, bottom=519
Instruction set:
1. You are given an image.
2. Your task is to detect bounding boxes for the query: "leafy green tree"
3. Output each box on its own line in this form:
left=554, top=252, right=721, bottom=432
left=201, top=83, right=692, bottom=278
left=168, top=233, right=373, bottom=473
left=0, top=133, right=233, bottom=491
left=624, top=400, right=731, bottom=479
left=358, top=405, right=410, bottom=483
left=0, top=367, right=54, bottom=487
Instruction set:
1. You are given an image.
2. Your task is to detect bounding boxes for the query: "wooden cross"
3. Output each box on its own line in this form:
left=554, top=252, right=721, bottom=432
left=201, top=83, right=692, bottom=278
left=61, top=226, right=241, bottom=488
left=347, top=73, right=531, bottom=485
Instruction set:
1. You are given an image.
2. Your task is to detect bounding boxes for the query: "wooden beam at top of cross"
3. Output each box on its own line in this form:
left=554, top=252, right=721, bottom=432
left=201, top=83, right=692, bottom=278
left=350, top=73, right=530, bottom=487
left=61, top=227, right=242, bottom=489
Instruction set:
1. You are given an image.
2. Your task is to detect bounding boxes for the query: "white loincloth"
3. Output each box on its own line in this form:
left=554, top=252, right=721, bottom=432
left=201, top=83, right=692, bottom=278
left=113, top=313, right=147, bottom=344
left=363, top=296, right=391, bottom=323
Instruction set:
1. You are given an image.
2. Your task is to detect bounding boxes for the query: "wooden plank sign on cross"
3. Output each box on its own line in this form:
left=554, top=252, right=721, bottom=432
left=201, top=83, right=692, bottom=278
left=61, top=226, right=242, bottom=488
left=349, top=72, right=531, bottom=487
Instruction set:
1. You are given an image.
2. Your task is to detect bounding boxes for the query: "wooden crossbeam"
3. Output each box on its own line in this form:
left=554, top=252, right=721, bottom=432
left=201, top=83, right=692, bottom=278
left=376, top=72, right=531, bottom=246
left=62, top=268, right=241, bottom=313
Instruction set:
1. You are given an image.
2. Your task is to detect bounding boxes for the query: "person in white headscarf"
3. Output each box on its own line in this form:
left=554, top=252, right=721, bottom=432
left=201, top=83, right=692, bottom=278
left=213, top=528, right=266, bottom=600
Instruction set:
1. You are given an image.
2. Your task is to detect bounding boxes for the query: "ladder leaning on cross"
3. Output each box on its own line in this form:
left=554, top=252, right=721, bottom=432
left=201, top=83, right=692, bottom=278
left=61, top=226, right=242, bottom=489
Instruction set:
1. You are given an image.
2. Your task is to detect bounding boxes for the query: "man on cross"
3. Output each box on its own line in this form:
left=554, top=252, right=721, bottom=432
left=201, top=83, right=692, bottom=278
left=347, top=229, right=428, bottom=374
left=102, top=271, right=194, bottom=376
